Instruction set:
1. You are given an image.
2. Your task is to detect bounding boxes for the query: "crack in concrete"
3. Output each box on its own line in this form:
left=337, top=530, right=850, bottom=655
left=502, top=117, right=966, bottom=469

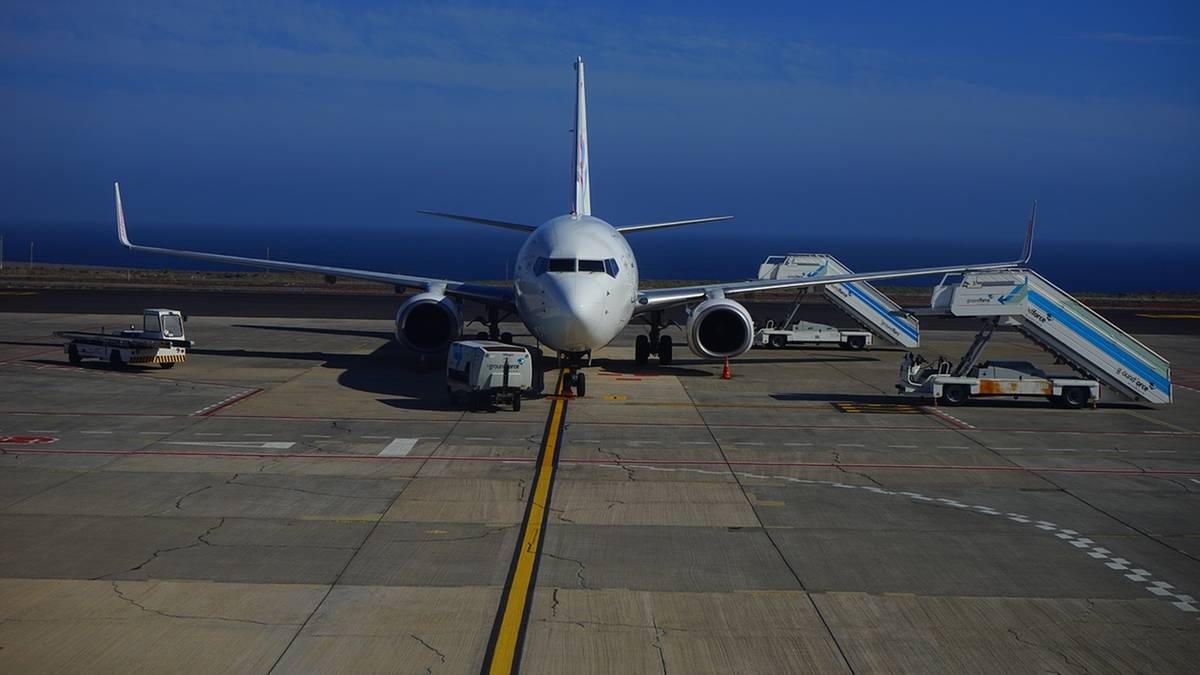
left=409, top=633, right=447, bottom=673
left=99, top=518, right=226, bottom=578
left=597, top=447, right=637, bottom=482
left=548, top=506, right=577, bottom=524
left=543, top=551, right=588, bottom=588
left=832, top=451, right=883, bottom=488
left=109, top=580, right=295, bottom=627
left=1006, top=627, right=1091, bottom=675
left=651, top=614, right=669, bottom=675
left=550, top=587, right=561, bottom=618
left=171, top=484, right=212, bottom=511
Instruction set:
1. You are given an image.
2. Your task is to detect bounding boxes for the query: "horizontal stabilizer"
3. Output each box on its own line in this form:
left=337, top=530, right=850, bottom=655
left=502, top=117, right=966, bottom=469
left=616, top=215, right=733, bottom=234
left=417, top=210, right=536, bottom=233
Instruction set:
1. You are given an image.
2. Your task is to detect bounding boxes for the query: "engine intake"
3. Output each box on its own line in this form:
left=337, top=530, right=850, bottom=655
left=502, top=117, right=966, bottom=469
left=686, top=297, right=754, bottom=359
left=394, top=292, right=462, bottom=352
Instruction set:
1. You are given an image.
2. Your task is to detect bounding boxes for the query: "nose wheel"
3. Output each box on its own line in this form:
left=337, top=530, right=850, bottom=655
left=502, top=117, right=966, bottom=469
left=635, top=311, right=674, bottom=366
left=566, top=371, right=587, bottom=398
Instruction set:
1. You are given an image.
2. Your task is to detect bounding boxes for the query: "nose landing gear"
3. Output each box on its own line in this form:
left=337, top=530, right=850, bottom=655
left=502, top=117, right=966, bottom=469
left=635, top=310, right=674, bottom=366
left=559, top=352, right=591, bottom=397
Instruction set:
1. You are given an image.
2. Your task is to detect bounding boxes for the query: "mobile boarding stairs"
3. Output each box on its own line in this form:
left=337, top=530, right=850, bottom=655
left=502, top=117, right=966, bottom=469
left=901, top=269, right=1171, bottom=405
left=757, top=254, right=921, bottom=349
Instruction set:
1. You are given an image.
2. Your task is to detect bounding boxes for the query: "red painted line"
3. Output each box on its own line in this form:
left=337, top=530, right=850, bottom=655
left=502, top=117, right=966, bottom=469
left=4, top=447, right=1199, bottom=476
left=196, top=388, right=263, bottom=416
left=615, top=377, right=642, bottom=381
left=0, top=347, right=61, bottom=364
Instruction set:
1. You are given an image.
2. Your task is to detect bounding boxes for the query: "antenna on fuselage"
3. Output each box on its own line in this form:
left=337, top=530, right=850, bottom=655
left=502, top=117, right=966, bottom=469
left=572, top=56, right=591, bottom=216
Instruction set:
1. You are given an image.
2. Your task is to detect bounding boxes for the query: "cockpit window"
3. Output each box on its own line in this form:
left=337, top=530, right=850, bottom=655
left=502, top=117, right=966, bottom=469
left=578, top=259, right=605, bottom=273
left=604, top=258, right=619, bottom=278
left=548, top=258, right=576, bottom=272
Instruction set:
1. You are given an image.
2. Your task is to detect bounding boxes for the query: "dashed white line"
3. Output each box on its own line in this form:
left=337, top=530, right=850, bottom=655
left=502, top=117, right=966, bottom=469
left=1191, top=479, right=1200, bottom=486
left=243, top=434, right=274, bottom=437
left=166, top=441, right=296, bottom=450
left=889, top=444, right=917, bottom=449
left=1048, top=448, right=1078, bottom=453
left=836, top=443, right=865, bottom=447
left=301, top=434, right=331, bottom=438
left=786, top=442, right=813, bottom=447
left=938, top=446, right=971, bottom=450
left=737, top=442, right=764, bottom=446
left=1146, top=450, right=1177, bottom=454
left=136, top=431, right=169, bottom=435
left=194, top=433, right=222, bottom=437
left=583, top=461, right=1199, bottom=614
left=464, top=436, right=494, bottom=441
left=991, top=447, right=1023, bottom=451
left=379, top=438, right=418, bottom=457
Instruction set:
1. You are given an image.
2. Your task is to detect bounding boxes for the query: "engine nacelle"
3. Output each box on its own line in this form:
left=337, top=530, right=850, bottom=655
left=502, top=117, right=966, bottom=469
left=394, top=292, right=462, bottom=352
left=686, top=297, right=755, bottom=359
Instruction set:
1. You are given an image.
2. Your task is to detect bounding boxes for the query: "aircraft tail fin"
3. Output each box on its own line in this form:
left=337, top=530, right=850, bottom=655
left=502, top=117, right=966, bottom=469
left=1020, top=200, right=1036, bottom=264
left=572, top=57, right=591, bottom=216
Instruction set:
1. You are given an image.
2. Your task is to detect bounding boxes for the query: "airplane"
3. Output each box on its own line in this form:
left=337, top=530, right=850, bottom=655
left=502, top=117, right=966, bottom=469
left=113, top=56, right=1034, bottom=397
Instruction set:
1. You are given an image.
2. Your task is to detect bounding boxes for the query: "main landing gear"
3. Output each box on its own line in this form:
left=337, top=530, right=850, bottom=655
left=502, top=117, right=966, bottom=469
left=473, top=307, right=514, bottom=343
left=635, top=310, right=673, bottom=366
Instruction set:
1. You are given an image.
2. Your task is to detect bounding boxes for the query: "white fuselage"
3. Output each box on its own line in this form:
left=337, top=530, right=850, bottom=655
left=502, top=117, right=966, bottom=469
left=513, top=214, right=639, bottom=353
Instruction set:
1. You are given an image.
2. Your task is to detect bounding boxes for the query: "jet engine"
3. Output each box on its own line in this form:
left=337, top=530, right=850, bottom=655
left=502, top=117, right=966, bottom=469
left=394, top=292, right=462, bottom=352
left=686, top=297, right=754, bottom=359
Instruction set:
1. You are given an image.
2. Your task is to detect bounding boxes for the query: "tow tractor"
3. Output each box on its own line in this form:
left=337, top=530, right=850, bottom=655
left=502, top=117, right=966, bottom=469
left=446, top=340, right=533, bottom=411
left=54, top=308, right=191, bottom=369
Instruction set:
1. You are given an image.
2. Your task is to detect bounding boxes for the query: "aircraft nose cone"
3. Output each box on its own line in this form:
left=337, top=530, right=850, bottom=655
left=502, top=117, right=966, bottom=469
left=541, top=276, right=615, bottom=352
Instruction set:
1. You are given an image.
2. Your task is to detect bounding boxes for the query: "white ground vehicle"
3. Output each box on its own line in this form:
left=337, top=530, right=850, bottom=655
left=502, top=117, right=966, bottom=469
left=754, top=319, right=872, bottom=350
left=900, top=355, right=1099, bottom=408
left=446, top=340, right=533, bottom=411
left=54, top=308, right=191, bottom=369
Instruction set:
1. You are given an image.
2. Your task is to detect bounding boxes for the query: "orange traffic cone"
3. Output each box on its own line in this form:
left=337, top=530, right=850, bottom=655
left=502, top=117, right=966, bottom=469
left=721, top=358, right=732, bottom=380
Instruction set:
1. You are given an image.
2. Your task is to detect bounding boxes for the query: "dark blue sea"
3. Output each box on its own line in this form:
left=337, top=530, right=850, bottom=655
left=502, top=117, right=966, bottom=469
left=2, top=221, right=1196, bottom=293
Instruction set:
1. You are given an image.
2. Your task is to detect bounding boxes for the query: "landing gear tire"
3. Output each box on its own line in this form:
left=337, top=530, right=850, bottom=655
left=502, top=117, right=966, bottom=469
left=940, top=384, right=969, bottom=406
left=635, top=335, right=650, bottom=366
left=573, top=372, right=586, bottom=398
left=658, top=335, right=673, bottom=366
left=1061, top=387, right=1089, bottom=409
left=769, top=334, right=787, bottom=349
left=68, top=345, right=81, bottom=365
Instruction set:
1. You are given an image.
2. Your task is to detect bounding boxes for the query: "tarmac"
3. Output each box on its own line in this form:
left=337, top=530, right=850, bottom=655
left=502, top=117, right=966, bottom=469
left=1, top=296, right=1198, bottom=673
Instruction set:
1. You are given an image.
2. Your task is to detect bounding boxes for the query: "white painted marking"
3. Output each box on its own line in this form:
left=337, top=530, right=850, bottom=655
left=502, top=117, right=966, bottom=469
left=786, top=442, right=813, bottom=447
left=991, top=447, right=1023, bottom=450
left=836, top=443, right=865, bottom=447
left=1191, top=479, right=1200, bottom=486
left=166, top=441, right=296, bottom=450
left=889, top=444, right=918, bottom=448
left=679, top=441, right=709, bottom=445
left=738, top=442, right=764, bottom=446
left=1047, top=448, right=1077, bottom=452
left=939, top=446, right=970, bottom=450
left=379, top=438, right=418, bottom=457
left=243, top=433, right=274, bottom=437
left=194, top=433, right=222, bottom=436
left=1146, top=450, right=1176, bottom=454
left=465, top=437, right=494, bottom=441
left=137, top=431, right=169, bottom=435
left=301, top=434, right=331, bottom=438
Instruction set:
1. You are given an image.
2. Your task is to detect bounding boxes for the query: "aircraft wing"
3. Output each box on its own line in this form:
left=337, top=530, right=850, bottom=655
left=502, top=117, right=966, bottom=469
left=114, top=183, right=514, bottom=307
left=637, top=205, right=1036, bottom=312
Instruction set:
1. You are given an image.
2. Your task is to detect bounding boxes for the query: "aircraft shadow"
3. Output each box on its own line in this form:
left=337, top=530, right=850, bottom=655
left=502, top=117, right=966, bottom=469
left=231, top=324, right=395, bottom=340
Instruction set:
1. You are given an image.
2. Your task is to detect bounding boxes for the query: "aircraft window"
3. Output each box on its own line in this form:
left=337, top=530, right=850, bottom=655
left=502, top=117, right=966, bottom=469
left=765, top=256, right=785, bottom=264
left=604, top=258, right=619, bottom=278
left=548, top=258, right=576, bottom=272
left=533, top=257, right=549, bottom=275
left=578, top=259, right=605, bottom=273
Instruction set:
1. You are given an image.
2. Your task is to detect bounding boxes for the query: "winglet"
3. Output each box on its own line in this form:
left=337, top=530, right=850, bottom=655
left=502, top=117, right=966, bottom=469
left=114, top=182, right=132, bottom=248
left=572, top=56, right=591, bottom=216
left=1020, top=200, right=1036, bottom=264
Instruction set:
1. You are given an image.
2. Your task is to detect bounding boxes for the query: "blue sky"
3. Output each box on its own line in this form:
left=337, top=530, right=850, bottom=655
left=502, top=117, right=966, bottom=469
left=1, top=1, right=1197, bottom=244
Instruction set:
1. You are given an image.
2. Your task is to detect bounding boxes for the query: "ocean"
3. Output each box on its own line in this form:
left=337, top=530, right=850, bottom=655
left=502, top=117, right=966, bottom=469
left=2, top=221, right=1196, bottom=293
